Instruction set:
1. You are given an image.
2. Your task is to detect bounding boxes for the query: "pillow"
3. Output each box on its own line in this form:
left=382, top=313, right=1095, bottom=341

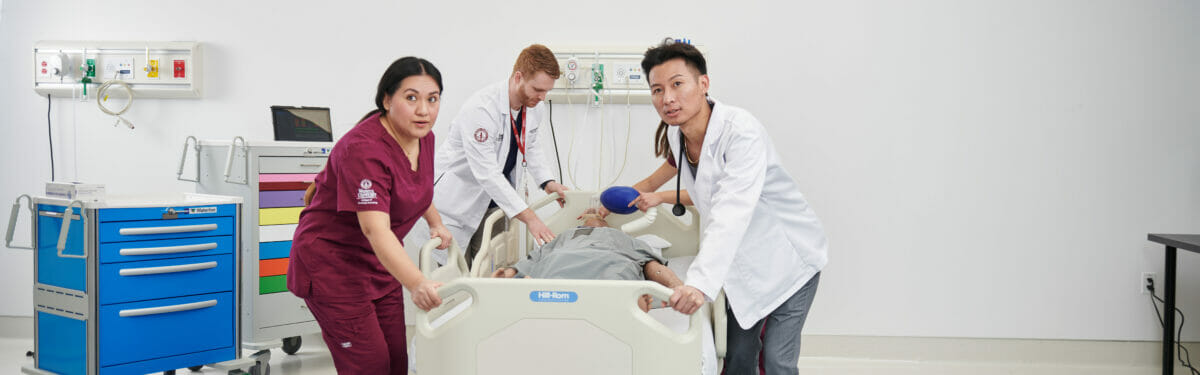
left=635, top=234, right=672, bottom=251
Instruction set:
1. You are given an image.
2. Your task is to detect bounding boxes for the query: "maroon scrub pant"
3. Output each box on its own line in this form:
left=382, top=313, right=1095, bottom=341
left=304, top=286, right=408, bottom=375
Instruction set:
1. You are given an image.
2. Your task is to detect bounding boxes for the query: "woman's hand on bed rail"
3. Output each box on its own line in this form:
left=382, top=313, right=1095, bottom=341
left=428, top=224, right=454, bottom=250
left=669, top=285, right=706, bottom=315
left=412, top=279, right=444, bottom=311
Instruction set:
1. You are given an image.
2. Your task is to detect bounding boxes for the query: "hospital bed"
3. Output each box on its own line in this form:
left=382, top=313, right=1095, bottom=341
left=414, top=191, right=726, bottom=375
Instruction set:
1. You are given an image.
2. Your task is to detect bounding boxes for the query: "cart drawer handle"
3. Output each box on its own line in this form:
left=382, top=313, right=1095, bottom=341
left=119, top=224, right=218, bottom=236
left=37, top=211, right=81, bottom=219
left=119, top=261, right=217, bottom=276
left=299, top=163, right=323, bottom=167
left=120, top=242, right=218, bottom=256
left=119, top=299, right=217, bottom=317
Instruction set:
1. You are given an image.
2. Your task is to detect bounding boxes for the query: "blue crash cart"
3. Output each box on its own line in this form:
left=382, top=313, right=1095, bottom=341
left=7, top=193, right=258, bottom=375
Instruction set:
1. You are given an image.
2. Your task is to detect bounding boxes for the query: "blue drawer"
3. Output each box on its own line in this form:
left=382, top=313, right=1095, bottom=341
left=99, top=292, right=234, bottom=367
left=97, top=204, right=236, bottom=222
left=98, top=217, right=234, bottom=243
left=100, top=346, right=233, bottom=375
left=99, top=235, right=234, bottom=264
left=98, top=253, right=234, bottom=305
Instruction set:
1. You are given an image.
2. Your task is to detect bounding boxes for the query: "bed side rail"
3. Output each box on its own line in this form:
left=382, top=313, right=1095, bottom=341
left=470, top=193, right=561, bottom=277
left=419, top=237, right=469, bottom=282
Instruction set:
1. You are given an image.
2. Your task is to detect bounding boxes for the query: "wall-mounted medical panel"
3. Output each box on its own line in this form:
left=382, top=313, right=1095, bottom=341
left=34, top=41, right=202, bottom=98
left=546, top=44, right=707, bottom=105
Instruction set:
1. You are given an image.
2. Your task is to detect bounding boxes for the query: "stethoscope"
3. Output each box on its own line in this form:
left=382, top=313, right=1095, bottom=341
left=672, top=131, right=687, bottom=216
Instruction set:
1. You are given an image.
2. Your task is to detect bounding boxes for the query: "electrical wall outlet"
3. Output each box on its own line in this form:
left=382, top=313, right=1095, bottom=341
left=1142, top=272, right=1158, bottom=294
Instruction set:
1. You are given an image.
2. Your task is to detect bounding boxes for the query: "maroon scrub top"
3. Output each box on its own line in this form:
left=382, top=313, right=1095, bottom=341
left=287, top=112, right=434, bottom=302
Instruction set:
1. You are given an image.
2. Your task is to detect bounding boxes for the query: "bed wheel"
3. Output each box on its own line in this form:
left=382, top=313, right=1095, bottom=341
left=249, top=362, right=270, bottom=375
left=281, top=336, right=302, bottom=355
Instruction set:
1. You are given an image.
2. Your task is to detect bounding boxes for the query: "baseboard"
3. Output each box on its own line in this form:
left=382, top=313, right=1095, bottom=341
left=801, top=335, right=1188, bottom=369
left=2, top=322, right=1190, bottom=372
left=0, top=315, right=32, bottom=339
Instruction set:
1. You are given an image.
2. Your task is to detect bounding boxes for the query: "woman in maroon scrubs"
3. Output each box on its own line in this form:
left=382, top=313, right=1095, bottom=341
left=287, top=57, right=452, bottom=374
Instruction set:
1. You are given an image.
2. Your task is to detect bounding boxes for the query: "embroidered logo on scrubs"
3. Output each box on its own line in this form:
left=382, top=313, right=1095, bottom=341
left=357, top=179, right=377, bottom=205
left=474, top=128, right=488, bottom=143
left=341, top=342, right=352, bottom=348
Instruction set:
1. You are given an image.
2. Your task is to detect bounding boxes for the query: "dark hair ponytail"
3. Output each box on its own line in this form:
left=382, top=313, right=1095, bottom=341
left=653, top=120, right=671, bottom=159
left=360, top=56, right=444, bottom=123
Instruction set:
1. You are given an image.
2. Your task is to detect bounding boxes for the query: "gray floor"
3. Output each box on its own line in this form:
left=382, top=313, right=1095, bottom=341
left=0, top=332, right=1178, bottom=374
left=3, top=333, right=342, bottom=375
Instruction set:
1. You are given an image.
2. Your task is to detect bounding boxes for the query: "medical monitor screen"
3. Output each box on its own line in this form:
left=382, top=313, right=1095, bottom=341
left=272, top=106, right=332, bottom=142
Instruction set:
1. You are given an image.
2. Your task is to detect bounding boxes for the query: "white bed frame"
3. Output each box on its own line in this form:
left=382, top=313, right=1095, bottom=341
left=415, top=191, right=727, bottom=374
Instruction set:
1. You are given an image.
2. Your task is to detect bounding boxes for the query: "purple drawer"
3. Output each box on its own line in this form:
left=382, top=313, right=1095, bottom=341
left=259, top=190, right=306, bottom=208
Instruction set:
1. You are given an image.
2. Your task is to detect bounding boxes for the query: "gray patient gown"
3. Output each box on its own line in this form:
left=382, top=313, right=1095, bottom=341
left=511, top=226, right=666, bottom=280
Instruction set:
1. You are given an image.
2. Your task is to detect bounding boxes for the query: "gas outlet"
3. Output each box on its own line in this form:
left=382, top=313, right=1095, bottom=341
left=146, top=59, right=160, bottom=79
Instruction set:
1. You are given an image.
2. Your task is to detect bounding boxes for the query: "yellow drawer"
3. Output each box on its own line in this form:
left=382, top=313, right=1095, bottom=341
left=259, top=207, right=304, bottom=226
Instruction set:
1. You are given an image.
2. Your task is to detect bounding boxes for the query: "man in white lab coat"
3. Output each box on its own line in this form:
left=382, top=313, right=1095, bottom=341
left=430, top=44, right=569, bottom=265
left=628, top=41, right=828, bottom=374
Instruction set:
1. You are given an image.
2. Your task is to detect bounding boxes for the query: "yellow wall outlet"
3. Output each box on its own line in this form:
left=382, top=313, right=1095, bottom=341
left=146, top=59, right=160, bottom=78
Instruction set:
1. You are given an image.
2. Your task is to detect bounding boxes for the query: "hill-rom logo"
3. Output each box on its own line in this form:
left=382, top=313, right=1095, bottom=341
left=187, top=207, right=218, bottom=214
left=529, top=290, right=578, bottom=303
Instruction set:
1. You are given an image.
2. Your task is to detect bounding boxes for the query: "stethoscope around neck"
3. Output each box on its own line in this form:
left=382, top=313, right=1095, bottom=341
left=672, top=131, right=687, bottom=216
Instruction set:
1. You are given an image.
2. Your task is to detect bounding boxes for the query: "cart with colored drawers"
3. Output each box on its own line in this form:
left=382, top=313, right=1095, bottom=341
left=178, top=136, right=331, bottom=357
left=6, top=193, right=256, bottom=374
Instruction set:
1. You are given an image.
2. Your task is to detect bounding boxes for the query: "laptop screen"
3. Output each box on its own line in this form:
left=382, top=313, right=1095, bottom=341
left=271, top=106, right=332, bottom=142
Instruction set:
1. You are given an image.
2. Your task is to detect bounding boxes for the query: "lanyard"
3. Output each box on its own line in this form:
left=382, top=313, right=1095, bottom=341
left=510, top=108, right=527, bottom=163
left=509, top=108, right=530, bottom=203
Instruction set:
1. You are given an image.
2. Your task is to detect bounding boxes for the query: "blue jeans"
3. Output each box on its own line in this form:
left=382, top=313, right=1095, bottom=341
left=724, top=272, right=820, bottom=375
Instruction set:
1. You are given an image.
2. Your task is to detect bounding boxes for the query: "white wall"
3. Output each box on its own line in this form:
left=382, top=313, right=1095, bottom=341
left=2, top=0, right=1198, bottom=342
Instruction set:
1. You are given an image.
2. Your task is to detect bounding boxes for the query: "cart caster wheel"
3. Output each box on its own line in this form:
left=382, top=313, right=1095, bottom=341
left=163, top=370, right=176, bottom=375
left=188, top=365, right=204, bottom=371
left=281, top=336, right=302, bottom=355
left=249, top=362, right=270, bottom=375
